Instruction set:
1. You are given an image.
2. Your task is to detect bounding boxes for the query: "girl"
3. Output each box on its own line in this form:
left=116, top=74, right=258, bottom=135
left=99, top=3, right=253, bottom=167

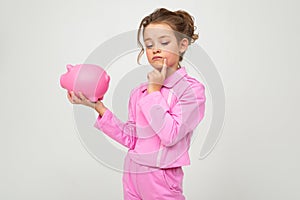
left=68, top=8, right=206, bottom=200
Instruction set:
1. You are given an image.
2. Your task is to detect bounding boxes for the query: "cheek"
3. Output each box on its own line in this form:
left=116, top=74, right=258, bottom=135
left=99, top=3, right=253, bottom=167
left=167, top=59, right=177, bottom=67
left=163, top=53, right=179, bottom=66
left=162, top=50, right=180, bottom=63
left=145, top=50, right=152, bottom=60
left=163, top=51, right=178, bottom=61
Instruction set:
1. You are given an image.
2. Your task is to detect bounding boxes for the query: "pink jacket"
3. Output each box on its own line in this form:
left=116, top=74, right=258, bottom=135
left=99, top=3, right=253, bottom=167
left=94, top=67, right=206, bottom=168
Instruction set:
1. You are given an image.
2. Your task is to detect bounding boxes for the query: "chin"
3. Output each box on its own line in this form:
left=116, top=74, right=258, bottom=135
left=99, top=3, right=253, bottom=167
left=150, top=63, right=162, bottom=70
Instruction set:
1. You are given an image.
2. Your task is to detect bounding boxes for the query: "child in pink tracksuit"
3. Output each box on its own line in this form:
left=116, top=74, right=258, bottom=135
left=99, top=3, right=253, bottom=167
left=68, top=8, right=206, bottom=200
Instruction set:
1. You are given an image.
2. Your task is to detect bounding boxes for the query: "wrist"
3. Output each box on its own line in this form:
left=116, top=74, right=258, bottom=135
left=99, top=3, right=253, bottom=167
left=95, top=104, right=107, bottom=116
left=98, top=108, right=107, bottom=117
left=147, top=84, right=161, bottom=93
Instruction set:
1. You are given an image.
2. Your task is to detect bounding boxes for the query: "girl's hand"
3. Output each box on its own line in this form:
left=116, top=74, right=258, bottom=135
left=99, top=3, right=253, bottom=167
left=67, top=91, right=94, bottom=107
left=147, top=58, right=167, bottom=93
left=67, top=91, right=107, bottom=116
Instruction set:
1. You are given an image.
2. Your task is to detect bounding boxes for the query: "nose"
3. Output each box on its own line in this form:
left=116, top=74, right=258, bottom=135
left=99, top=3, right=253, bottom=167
left=152, top=46, right=161, bottom=54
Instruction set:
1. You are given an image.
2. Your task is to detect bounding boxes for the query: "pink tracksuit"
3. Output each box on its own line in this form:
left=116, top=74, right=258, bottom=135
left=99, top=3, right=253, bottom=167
left=94, top=67, right=206, bottom=199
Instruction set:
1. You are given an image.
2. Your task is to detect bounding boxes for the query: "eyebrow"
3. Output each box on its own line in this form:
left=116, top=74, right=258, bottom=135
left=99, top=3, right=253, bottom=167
left=144, top=35, right=171, bottom=42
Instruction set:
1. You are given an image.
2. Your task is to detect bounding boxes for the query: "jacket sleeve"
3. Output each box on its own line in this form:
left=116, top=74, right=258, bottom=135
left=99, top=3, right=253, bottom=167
left=93, top=89, right=137, bottom=149
left=137, top=82, right=205, bottom=147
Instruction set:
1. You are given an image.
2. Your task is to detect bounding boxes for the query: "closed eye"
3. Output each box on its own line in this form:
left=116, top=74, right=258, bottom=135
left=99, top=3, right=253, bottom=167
left=146, top=44, right=153, bottom=48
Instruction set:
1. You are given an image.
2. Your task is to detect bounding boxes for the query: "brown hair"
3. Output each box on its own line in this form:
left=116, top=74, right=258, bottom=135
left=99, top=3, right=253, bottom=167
left=137, top=8, right=199, bottom=64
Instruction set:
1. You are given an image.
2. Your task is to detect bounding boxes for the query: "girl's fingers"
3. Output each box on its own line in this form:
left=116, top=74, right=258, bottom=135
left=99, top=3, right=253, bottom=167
left=78, top=91, right=95, bottom=107
left=67, top=92, right=72, bottom=103
left=161, top=58, right=167, bottom=77
left=70, top=91, right=80, bottom=103
left=78, top=91, right=87, bottom=101
left=67, top=91, right=95, bottom=108
left=67, top=92, right=74, bottom=103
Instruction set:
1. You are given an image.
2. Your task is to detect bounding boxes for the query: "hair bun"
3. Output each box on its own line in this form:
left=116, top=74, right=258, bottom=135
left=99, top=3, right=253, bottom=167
left=175, top=10, right=199, bottom=44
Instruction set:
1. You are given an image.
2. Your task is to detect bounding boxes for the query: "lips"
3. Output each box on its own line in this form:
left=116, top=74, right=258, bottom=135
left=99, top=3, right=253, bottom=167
left=152, top=56, right=162, bottom=60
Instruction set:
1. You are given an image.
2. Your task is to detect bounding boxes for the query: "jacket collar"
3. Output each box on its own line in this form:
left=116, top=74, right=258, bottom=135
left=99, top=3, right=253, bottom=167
left=141, top=67, right=187, bottom=93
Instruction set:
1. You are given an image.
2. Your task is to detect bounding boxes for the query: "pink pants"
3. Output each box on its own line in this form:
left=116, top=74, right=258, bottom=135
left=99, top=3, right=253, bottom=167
left=122, top=156, right=185, bottom=200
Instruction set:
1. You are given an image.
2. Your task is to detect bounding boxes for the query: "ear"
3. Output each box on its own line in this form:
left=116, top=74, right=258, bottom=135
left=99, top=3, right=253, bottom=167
left=179, top=38, right=189, bottom=54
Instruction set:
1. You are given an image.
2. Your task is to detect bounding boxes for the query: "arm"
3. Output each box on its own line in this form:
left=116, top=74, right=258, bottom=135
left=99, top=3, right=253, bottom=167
left=67, top=90, right=137, bottom=149
left=93, top=89, right=137, bottom=149
left=138, top=82, right=205, bottom=147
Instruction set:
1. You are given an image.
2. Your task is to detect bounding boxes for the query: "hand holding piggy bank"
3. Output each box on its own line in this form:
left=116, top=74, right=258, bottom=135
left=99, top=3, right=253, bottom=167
left=60, top=64, right=110, bottom=102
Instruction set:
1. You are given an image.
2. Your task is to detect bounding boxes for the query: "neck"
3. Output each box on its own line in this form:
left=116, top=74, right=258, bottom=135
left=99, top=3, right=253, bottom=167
left=165, top=65, right=180, bottom=79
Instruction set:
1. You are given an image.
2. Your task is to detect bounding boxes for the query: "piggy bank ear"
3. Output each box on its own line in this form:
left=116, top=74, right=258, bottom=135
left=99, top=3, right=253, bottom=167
left=66, top=64, right=73, bottom=71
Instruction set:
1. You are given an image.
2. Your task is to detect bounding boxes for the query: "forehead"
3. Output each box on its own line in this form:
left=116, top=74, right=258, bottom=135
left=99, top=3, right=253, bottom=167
left=143, top=23, right=175, bottom=41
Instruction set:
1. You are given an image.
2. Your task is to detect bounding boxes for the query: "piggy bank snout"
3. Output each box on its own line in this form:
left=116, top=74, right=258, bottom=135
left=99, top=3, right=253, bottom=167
left=60, top=73, right=67, bottom=89
left=60, top=72, right=74, bottom=91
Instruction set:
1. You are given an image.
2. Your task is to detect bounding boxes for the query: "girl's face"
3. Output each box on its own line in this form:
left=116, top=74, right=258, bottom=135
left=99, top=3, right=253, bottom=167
left=143, top=23, right=188, bottom=71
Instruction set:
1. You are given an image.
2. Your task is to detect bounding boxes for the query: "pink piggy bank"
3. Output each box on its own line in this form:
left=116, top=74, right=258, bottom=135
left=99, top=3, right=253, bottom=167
left=60, top=64, right=110, bottom=102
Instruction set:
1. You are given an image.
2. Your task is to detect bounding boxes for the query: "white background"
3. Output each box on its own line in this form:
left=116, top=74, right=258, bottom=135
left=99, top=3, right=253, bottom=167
left=1, top=0, right=299, bottom=199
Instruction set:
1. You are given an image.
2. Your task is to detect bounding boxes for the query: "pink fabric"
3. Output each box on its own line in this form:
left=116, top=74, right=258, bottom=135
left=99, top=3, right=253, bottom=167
left=94, top=67, right=206, bottom=168
left=94, top=67, right=205, bottom=199
left=122, top=155, right=185, bottom=200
